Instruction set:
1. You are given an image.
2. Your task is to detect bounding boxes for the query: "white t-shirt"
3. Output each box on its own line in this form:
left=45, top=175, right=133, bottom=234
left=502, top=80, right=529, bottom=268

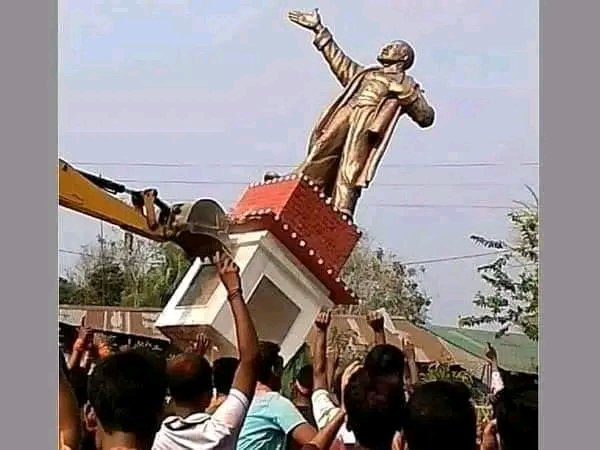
left=311, top=389, right=356, bottom=445
left=152, top=388, right=249, bottom=450
left=491, top=369, right=504, bottom=395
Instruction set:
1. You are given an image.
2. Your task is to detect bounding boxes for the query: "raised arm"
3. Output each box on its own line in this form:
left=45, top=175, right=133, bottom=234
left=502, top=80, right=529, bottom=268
left=485, top=343, right=504, bottom=395
left=312, top=310, right=331, bottom=391
left=216, top=252, right=259, bottom=400
left=67, top=317, right=93, bottom=370
left=288, top=9, right=363, bottom=86
left=326, top=347, right=339, bottom=395
left=367, top=311, right=386, bottom=346
left=300, top=409, right=346, bottom=450
left=402, top=338, right=419, bottom=396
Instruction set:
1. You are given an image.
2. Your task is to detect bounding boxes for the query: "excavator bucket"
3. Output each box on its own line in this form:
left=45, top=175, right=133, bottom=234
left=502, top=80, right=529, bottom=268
left=168, top=199, right=232, bottom=259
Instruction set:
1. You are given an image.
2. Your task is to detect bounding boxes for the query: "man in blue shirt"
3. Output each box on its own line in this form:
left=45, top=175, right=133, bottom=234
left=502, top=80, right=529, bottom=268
left=237, top=342, right=317, bottom=450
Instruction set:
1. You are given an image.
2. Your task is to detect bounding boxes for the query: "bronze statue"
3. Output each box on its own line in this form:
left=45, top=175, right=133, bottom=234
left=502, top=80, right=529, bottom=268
left=287, top=8, right=435, bottom=217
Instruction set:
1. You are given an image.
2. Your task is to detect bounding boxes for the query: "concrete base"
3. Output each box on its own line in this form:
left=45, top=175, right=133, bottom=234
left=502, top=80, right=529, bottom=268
left=155, top=230, right=334, bottom=364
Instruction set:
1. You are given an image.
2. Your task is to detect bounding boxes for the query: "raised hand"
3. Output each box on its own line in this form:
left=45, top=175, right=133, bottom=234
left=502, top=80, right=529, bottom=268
left=367, top=311, right=384, bottom=333
left=402, top=338, right=416, bottom=362
left=368, top=310, right=386, bottom=345
left=187, top=332, right=211, bottom=356
left=314, top=310, right=332, bottom=331
left=485, top=342, right=498, bottom=363
left=75, top=317, right=93, bottom=351
left=215, top=251, right=241, bottom=297
left=288, top=8, right=322, bottom=31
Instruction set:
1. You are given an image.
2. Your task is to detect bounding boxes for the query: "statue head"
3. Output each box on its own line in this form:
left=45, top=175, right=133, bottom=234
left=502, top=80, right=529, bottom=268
left=377, top=40, right=415, bottom=69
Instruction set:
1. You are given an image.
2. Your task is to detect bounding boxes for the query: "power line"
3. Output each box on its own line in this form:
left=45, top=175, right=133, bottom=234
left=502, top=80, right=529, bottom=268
left=59, top=184, right=517, bottom=209
left=59, top=247, right=511, bottom=266
left=115, top=178, right=530, bottom=188
left=154, top=199, right=515, bottom=209
left=70, top=161, right=539, bottom=169
left=59, top=249, right=89, bottom=257
left=362, top=203, right=513, bottom=210
left=403, top=250, right=510, bottom=266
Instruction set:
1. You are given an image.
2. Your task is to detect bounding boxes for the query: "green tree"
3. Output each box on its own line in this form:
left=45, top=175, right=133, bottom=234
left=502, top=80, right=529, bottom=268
left=86, top=260, right=126, bottom=306
left=120, top=239, right=191, bottom=308
left=60, top=232, right=191, bottom=307
left=58, top=277, right=80, bottom=305
left=459, top=189, right=539, bottom=340
left=420, top=362, right=474, bottom=385
left=340, top=238, right=431, bottom=324
left=64, top=236, right=126, bottom=306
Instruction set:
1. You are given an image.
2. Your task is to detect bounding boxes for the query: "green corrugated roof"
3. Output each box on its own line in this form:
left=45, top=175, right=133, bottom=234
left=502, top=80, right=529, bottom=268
left=427, top=326, right=538, bottom=375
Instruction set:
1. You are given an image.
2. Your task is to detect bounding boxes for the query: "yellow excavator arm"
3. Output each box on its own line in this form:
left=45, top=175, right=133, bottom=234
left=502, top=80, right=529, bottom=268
left=58, top=159, right=231, bottom=258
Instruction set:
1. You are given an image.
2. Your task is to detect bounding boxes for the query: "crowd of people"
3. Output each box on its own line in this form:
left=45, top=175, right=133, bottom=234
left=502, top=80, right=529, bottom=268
left=59, top=253, right=538, bottom=450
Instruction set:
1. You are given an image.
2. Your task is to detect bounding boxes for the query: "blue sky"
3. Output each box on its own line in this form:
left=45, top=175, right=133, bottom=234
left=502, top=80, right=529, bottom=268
left=58, top=0, right=539, bottom=326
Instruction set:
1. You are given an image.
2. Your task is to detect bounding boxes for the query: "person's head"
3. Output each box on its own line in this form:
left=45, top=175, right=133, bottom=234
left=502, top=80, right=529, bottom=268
left=404, top=381, right=476, bottom=450
left=213, top=357, right=239, bottom=396
left=494, top=386, right=538, bottom=450
left=364, top=344, right=405, bottom=382
left=86, top=349, right=167, bottom=448
left=257, top=341, right=284, bottom=392
left=95, top=340, right=113, bottom=360
left=377, top=40, right=415, bottom=69
left=292, top=364, right=314, bottom=401
left=344, top=368, right=405, bottom=450
left=166, top=352, right=213, bottom=410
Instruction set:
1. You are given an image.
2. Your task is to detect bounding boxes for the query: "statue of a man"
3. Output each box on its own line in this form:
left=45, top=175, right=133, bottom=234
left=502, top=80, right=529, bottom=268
left=287, top=9, right=435, bottom=217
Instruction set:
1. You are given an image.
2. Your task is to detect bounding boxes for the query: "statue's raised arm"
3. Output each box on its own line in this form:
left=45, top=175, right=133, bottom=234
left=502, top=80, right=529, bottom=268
left=288, top=9, right=363, bottom=86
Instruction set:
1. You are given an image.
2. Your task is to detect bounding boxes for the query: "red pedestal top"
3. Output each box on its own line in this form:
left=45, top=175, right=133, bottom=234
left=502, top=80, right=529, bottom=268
left=229, top=174, right=361, bottom=305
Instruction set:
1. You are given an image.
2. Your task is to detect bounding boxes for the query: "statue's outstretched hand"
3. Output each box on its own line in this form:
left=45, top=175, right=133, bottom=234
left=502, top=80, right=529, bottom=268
left=288, top=8, right=322, bottom=31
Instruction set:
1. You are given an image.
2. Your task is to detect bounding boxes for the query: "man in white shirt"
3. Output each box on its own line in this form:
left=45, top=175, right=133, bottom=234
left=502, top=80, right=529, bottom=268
left=153, top=253, right=259, bottom=450
left=155, top=387, right=249, bottom=450
left=310, top=311, right=356, bottom=448
left=311, top=388, right=356, bottom=447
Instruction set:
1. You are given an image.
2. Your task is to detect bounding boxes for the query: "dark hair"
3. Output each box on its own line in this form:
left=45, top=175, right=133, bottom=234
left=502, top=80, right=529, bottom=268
left=166, top=352, right=213, bottom=403
left=69, top=366, right=91, bottom=408
left=404, top=381, right=476, bottom=450
left=344, top=368, right=405, bottom=450
left=59, top=349, right=91, bottom=407
left=87, top=349, right=167, bottom=438
left=494, top=386, right=538, bottom=450
left=213, top=357, right=239, bottom=395
left=257, top=341, right=283, bottom=385
left=363, top=344, right=405, bottom=380
left=295, top=364, right=314, bottom=391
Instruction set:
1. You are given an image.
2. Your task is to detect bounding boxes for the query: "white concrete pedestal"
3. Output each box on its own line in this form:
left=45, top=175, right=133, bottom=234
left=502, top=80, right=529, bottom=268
left=155, top=230, right=334, bottom=364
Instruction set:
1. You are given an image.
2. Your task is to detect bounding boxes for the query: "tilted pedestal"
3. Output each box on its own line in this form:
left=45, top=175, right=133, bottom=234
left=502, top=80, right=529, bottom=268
left=155, top=175, right=360, bottom=364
